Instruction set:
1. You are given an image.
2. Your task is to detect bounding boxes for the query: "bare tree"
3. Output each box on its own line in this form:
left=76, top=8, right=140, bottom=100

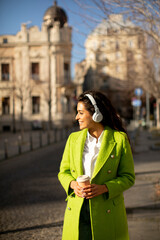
left=144, top=38, right=160, bottom=98
left=41, top=81, right=52, bottom=130
left=73, top=0, right=160, bottom=124
left=15, top=81, right=33, bottom=137
left=74, top=0, right=160, bottom=47
left=73, top=0, right=160, bottom=74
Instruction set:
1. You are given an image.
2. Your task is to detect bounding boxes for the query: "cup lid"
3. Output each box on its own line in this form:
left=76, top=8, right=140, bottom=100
left=77, top=175, right=90, bottom=182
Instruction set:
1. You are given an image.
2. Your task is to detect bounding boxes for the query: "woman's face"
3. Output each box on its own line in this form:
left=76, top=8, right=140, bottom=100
left=75, top=101, right=94, bottom=130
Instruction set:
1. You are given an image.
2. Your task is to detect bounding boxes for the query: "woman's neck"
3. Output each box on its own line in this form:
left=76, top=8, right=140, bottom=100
left=88, top=124, right=104, bottom=142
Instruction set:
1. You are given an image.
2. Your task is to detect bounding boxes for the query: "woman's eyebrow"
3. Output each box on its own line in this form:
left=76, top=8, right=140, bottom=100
left=77, top=109, right=84, bottom=112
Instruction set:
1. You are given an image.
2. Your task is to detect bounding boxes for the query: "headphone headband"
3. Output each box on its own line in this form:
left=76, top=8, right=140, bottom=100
left=84, top=93, right=103, bottom=123
left=85, top=94, right=97, bottom=106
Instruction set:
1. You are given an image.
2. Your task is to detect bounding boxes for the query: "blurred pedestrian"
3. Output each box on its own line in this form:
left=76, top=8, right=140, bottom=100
left=58, top=90, right=135, bottom=240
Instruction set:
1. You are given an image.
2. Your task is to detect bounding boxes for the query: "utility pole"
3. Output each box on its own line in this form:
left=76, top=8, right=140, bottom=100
left=146, top=92, right=150, bottom=128
left=157, top=98, right=160, bottom=128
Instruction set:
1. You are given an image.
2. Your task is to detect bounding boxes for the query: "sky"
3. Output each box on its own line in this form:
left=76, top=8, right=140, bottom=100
left=0, top=0, right=102, bottom=78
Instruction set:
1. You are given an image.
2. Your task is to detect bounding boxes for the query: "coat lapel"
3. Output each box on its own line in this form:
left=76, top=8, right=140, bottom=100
left=91, top=127, right=116, bottom=180
left=75, top=129, right=87, bottom=176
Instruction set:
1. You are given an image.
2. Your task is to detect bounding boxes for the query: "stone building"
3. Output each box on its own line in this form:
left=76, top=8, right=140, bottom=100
left=74, top=15, right=147, bottom=120
left=0, top=1, right=74, bottom=132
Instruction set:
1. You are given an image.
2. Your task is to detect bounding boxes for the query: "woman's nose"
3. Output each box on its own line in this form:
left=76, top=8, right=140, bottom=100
left=75, top=113, right=79, bottom=120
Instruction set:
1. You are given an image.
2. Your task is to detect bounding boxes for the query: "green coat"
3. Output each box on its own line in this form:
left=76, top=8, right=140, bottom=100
left=58, top=126, right=135, bottom=240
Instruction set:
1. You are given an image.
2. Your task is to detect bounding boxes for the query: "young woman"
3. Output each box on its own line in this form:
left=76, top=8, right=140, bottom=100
left=58, top=90, right=135, bottom=240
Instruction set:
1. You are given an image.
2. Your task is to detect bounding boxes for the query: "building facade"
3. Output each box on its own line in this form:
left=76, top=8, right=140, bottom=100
left=0, top=1, right=74, bottom=132
left=74, top=15, right=147, bottom=120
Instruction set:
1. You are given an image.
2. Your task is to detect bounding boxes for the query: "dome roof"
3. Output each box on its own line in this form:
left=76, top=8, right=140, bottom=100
left=43, top=1, right=68, bottom=28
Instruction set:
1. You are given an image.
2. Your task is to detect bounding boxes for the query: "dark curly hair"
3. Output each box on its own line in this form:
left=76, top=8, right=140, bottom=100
left=78, top=90, right=128, bottom=135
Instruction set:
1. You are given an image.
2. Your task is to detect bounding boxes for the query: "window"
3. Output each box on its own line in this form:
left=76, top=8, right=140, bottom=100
left=3, top=38, right=8, bottom=43
left=116, top=65, right=120, bottom=72
left=116, top=41, right=119, bottom=50
left=61, top=96, right=71, bottom=113
left=1, top=64, right=10, bottom=81
left=138, top=36, right=143, bottom=49
left=2, top=97, right=10, bottom=115
left=101, top=66, right=108, bottom=74
left=92, top=41, right=98, bottom=50
left=31, top=63, right=39, bottom=80
left=127, top=50, right=134, bottom=62
left=32, top=96, right=40, bottom=114
left=128, top=40, right=133, bottom=48
left=103, top=78, right=109, bottom=87
left=89, top=53, right=94, bottom=60
left=99, top=53, right=107, bottom=62
left=101, top=40, right=105, bottom=47
left=116, top=52, right=121, bottom=59
left=64, top=63, right=70, bottom=83
left=64, top=63, right=69, bottom=71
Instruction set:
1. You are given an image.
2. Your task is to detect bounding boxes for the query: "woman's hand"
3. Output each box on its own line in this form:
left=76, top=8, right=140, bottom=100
left=81, top=184, right=108, bottom=199
left=70, top=181, right=84, bottom=198
left=70, top=181, right=108, bottom=199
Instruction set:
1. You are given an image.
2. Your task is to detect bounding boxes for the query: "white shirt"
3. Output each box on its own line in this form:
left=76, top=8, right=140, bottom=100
left=82, top=131, right=104, bottom=178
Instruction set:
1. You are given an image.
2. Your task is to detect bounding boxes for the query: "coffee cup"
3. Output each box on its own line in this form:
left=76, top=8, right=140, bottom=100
left=77, top=175, right=90, bottom=187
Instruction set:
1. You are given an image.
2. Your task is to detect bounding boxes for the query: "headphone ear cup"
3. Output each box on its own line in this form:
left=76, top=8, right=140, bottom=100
left=84, top=94, right=103, bottom=122
left=92, top=111, right=103, bottom=123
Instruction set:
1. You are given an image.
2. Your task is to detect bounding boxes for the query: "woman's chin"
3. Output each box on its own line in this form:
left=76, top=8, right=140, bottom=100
left=79, top=124, right=85, bottom=130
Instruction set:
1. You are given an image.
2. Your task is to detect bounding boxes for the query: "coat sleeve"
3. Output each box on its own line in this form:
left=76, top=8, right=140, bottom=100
left=58, top=134, right=76, bottom=197
left=105, top=134, right=135, bottom=200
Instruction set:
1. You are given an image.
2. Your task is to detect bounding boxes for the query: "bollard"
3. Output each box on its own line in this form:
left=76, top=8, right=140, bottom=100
left=30, top=132, right=33, bottom=151
left=54, top=128, right=57, bottom=143
left=57, top=128, right=60, bottom=142
left=60, top=128, right=63, bottom=141
left=18, top=135, right=22, bottom=154
left=39, top=131, right=42, bottom=147
left=47, top=131, right=50, bottom=145
left=66, top=127, right=69, bottom=139
left=4, top=139, right=8, bottom=159
left=62, top=128, right=65, bottom=140
left=64, top=127, right=67, bottom=139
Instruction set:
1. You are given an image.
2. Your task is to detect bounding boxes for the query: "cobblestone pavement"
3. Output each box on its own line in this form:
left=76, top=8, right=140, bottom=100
left=0, top=141, right=66, bottom=240
left=125, top=129, right=160, bottom=240
left=0, top=128, right=160, bottom=239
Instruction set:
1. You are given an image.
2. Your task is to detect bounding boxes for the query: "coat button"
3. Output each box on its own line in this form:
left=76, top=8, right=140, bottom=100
left=68, top=207, right=71, bottom=210
left=111, top=154, right=114, bottom=158
left=108, top=170, right=112, bottom=174
left=107, top=209, right=111, bottom=213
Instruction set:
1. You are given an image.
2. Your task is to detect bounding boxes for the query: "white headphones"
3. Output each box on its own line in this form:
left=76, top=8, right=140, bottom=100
left=85, top=94, right=103, bottom=123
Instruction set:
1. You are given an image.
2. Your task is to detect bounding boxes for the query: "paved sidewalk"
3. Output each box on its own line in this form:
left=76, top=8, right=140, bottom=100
left=0, top=141, right=67, bottom=240
left=125, top=128, right=160, bottom=240
left=0, top=128, right=160, bottom=240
